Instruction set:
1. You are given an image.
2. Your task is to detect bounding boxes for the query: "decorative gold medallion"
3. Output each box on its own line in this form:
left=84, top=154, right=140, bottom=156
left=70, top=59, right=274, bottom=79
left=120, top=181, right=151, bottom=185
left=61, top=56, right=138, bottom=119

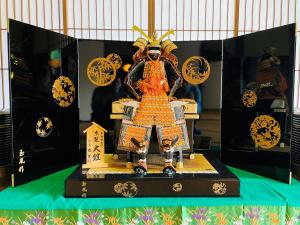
left=52, top=76, right=75, bottom=107
left=106, top=53, right=122, bottom=70
left=242, top=90, right=257, bottom=107
left=114, top=181, right=138, bottom=198
left=36, top=117, right=53, bottom=138
left=182, top=56, right=210, bottom=85
left=173, top=183, right=183, bottom=192
left=87, top=57, right=116, bottom=86
left=212, top=182, right=227, bottom=195
left=250, top=115, right=281, bottom=149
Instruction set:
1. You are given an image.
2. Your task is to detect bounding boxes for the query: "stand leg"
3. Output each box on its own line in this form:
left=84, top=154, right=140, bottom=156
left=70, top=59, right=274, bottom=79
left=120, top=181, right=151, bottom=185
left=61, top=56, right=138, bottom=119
left=126, top=152, right=133, bottom=169
left=176, top=151, right=183, bottom=168
left=176, top=151, right=180, bottom=162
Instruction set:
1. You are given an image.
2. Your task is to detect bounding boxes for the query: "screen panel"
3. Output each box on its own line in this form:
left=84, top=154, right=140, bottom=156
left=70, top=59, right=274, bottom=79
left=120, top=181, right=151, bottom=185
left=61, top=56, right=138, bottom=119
left=9, top=20, right=80, bottom=186
left=222, top=24, right=296, bottom=183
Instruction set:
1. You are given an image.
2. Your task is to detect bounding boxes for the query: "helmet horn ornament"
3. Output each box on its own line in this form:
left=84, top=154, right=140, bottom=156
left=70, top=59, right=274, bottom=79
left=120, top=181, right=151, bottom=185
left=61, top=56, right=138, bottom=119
left=132, top=25, right=175, bottom=46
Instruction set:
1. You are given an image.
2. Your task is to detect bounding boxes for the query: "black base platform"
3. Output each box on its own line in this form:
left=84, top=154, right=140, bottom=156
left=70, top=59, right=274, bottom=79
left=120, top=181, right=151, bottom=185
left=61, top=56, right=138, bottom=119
left=65, top=157, right=240, bottom=197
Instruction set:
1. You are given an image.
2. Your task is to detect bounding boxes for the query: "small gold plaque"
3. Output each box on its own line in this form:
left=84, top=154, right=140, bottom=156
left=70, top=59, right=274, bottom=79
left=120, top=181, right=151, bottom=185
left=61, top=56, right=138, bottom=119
left=52, top=76, right=75, bottom=107
left=36, top=117, right=53, bottom=138
left=242, top=90, right=257, bottom=107
left=182, top=56, right=210, bottom=85
left=212, top=182, right=227, bottom=195
left=250, top=115, right=281, bottom=149
left=82, top=122, right=108, bottom=169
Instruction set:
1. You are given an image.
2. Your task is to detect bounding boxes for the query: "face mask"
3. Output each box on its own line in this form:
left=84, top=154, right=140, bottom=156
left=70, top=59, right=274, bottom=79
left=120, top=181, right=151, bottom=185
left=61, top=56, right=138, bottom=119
left=147, top=47, right=161, bottom=60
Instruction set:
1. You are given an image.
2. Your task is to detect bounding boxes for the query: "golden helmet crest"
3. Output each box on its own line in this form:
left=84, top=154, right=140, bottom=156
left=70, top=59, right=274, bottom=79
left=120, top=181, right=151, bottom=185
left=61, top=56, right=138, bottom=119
left=132, top=25, right=177, bottom=53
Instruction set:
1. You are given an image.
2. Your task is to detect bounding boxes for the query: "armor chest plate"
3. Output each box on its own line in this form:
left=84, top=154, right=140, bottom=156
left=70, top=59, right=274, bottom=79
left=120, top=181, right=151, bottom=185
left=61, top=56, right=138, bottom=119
left=143, top=61, right=166, bottom=79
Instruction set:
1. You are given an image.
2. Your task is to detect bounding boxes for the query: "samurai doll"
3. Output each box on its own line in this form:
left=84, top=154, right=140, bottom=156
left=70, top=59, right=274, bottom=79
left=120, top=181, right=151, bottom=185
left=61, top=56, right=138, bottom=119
left=117, top=26, right=190, bottom=176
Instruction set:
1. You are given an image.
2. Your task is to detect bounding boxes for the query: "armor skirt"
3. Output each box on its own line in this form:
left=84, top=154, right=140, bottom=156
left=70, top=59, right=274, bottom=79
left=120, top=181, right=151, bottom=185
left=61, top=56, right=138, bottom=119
left=133, top=94, right=176, bottom=127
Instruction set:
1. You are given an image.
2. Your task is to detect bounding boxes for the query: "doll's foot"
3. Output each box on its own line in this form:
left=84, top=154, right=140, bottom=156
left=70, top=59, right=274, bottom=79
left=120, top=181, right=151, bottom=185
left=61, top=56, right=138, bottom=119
left=134, top=165, right=147, bottom=176
left=163, top=163, right=176, bottom=176
left=134, top=162, right=147, bottom=176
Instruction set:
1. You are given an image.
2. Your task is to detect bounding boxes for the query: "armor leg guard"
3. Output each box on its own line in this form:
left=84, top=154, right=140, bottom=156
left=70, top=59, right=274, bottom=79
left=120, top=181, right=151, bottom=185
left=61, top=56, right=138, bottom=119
left=163, top=149, right=176, bottom=176
left=134, top=149, right=148, bottom=176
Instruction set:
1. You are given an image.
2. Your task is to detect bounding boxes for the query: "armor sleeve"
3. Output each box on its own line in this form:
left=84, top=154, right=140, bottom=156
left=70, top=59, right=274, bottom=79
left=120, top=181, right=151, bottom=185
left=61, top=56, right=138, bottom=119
left=164, top=60, right=183, bottom=97
left=124, top=61, right=145, bottom=99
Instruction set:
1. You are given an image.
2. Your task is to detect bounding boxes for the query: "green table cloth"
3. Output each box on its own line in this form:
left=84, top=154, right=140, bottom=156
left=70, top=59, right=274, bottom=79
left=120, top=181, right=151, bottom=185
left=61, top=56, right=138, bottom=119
left=0, top=166, right=299, bottom=225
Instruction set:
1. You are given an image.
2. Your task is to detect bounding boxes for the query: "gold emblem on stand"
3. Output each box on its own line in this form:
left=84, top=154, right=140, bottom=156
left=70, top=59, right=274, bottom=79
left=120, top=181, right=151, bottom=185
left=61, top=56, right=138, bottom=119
left=36, top=117, right=53, bottom=138
left=173, top=183, right=183, bottom=192
left=242, top=90, right=257, bottom=107
left=82, top=122, right=108, bottom=169
left=52, top=76, right=75, bottom=107
left=250, top=115, right=281, bottom=149
left=114, top=181, right=138, bottom=198
left=212, top=182, right=227, bottom=195
left=87, top=53, right=122, bottom=86
left=182, top=56, right=210, bottom=85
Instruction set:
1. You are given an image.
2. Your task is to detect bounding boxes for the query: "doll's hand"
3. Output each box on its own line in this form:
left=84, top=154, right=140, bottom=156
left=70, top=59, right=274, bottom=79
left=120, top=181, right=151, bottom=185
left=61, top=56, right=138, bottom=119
left=136, top=95, right=142, bottom=101
left=168, top=96, right=177, bottom=101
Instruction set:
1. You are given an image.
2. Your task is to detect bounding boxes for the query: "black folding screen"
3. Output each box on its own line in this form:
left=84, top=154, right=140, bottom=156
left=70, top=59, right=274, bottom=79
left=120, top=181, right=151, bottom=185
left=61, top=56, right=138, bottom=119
left=6, top=20, right=296, bottom=185
left=9, top=20, right=79, bottom=186
left=222, top=24, right=296, bottom=183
